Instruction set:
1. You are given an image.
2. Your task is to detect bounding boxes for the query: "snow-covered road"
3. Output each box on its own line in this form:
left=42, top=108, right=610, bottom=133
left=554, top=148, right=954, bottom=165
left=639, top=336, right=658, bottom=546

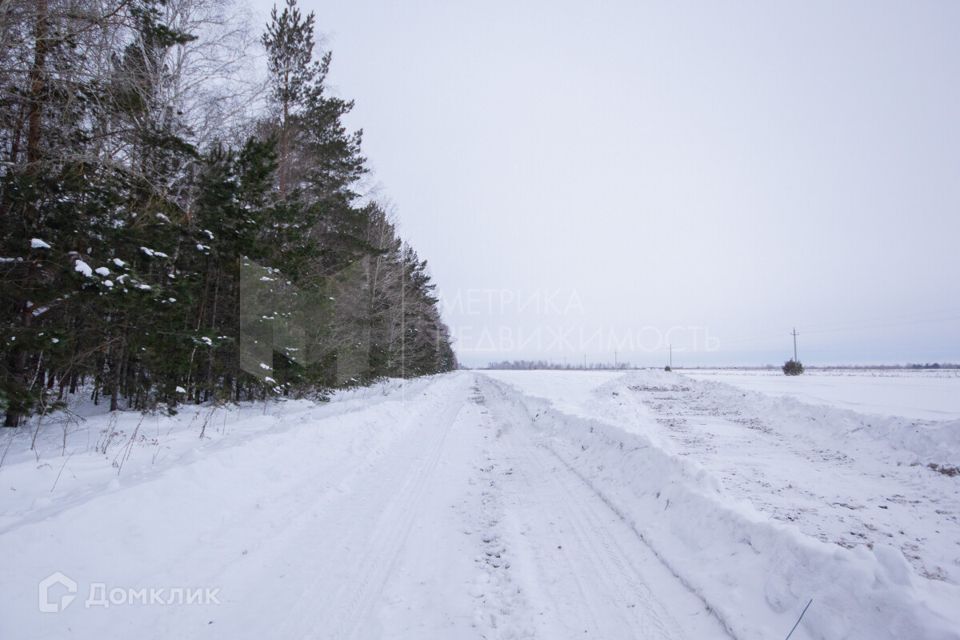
left=1, top=373, right=724, bottom=640
left=2, top=370, right=959, bottom=639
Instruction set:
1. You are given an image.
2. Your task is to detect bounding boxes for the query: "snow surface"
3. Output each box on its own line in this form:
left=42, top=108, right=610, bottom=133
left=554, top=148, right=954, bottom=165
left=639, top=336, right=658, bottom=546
left=685, top=368, right=960, bottom=421
left=1, top=371, right=958, bottom=639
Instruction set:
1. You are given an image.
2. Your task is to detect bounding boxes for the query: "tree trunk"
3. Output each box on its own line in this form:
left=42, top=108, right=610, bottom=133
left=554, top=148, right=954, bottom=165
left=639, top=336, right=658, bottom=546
left=3, top=0, right=48, bottom=428
left=25, top=0, right=48, bottom=174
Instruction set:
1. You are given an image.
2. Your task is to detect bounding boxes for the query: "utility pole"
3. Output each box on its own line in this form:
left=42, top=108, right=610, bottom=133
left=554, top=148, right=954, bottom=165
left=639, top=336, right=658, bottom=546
left=614, top=350, right=618, bottom=368
left=791, top=328, right=799, bottom=361
left=669, top=344, right=673, bottom=369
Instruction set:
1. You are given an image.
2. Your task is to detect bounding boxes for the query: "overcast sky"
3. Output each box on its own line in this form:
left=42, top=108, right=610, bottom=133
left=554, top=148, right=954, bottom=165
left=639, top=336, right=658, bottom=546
left=250, top=0, right=960, bottom=367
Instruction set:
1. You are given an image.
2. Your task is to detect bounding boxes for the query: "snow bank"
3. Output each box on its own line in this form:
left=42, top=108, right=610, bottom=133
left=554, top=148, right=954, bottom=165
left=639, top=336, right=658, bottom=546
left=681, top=372, right=960, bottom=467
left=686, top=368, right=960, bottom=421
left=580, top=370, right=960, bottom=585
left=481, top=375, right=960, bottom=640
left=0, top=376, right=433, bottom=535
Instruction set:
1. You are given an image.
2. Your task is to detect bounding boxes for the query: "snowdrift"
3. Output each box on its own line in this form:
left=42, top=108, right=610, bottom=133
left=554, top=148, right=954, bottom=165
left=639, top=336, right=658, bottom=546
left=481, top=375, right=960, bottom=640
left=682, top=373, right=960, bottom=469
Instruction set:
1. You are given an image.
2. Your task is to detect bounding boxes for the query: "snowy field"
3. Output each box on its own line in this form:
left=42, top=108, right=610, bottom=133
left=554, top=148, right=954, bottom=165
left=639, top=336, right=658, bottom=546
left=2, top=370, right=959, bottom=639
left=684, top=368, right=960, bottom=421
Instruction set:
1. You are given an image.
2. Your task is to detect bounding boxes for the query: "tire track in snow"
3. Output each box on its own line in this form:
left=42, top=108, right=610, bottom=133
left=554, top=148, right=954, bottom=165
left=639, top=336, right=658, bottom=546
left=479, top=375, right=732, bottom=640
left=467, top=382, right=535, bottom=639
left=537, top=442, right=738, bottom=639
left=503, top=424, right=687, bottom=638
left=329, top=398, right=462, bottom=640
left=267, top=376, right=468, bottom=640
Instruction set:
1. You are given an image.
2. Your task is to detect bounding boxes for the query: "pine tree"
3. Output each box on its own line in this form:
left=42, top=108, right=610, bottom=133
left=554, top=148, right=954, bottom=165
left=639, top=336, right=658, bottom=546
left=261, top=0, right=316, bottom=197
left=0, top=0, right=456, bottom=428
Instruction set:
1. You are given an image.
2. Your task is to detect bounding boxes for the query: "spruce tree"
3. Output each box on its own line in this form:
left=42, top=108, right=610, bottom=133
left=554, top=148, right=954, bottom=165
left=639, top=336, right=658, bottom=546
left=0, top=0, right=456, bottom=428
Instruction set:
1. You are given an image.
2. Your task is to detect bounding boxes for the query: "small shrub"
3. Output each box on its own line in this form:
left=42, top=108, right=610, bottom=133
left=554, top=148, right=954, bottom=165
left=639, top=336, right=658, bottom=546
left=664, top=366, right=672, bottom=372
left=927, top=463, right=959, bottom=477
left=782, top=359, right=804, bottom=376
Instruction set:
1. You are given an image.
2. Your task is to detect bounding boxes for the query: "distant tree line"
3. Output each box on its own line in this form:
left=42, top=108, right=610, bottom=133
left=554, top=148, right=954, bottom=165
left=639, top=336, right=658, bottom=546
left=905, top=363, right=958, bottom=370
left=486, top=360, right=632, bottom=371
left=0, top=0, right=455, bottom=426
